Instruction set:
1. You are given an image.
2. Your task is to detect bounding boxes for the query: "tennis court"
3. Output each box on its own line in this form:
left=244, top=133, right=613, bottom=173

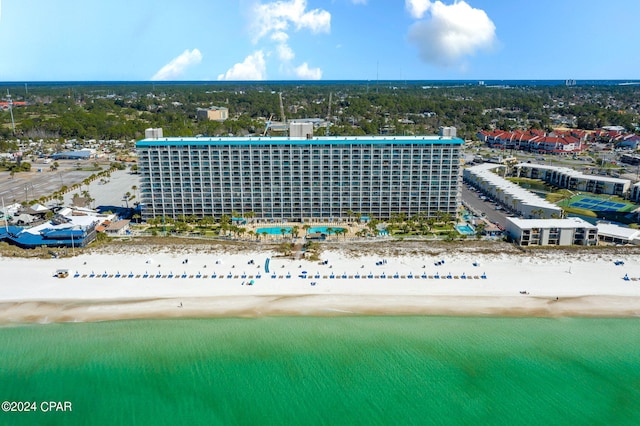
left=564, top=195, right=637, bottom=212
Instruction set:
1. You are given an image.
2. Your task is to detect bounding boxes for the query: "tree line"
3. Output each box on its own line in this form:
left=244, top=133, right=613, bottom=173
left=1, top=82, right=638, bottom=142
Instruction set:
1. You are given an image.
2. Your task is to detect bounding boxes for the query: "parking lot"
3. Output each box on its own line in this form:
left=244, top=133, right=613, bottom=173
left=0, top=160, right=140, bottom=211
left=461, top=184, right=510, bottom=227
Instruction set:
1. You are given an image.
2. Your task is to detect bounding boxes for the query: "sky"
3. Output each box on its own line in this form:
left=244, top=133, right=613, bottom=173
left=0, top=0, right=639, bottom=81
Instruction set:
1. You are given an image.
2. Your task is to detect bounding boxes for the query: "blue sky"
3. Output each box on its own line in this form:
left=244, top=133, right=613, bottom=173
left=0, top=0, right=639, bottom=81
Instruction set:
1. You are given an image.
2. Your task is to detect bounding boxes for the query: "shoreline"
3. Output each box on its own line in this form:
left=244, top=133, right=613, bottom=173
left=3, top=241, right=640, bottom=324
left=2, top=294, right=640, bottom=325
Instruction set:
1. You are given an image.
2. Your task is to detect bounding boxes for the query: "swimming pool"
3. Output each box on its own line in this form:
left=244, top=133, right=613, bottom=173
left=455, top=224, right=475, bottom=235
left=256, top=227, right=292, bottom=235
left=307, top=226, right=346, bottom=235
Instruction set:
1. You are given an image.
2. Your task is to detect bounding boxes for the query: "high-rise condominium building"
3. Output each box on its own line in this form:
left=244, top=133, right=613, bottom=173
left=136, top=135, right=463, bottom=221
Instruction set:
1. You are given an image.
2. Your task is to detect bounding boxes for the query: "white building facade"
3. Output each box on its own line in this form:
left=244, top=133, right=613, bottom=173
left=463, top=163, right=563, bottom=218
left=505, top=217, right=598, bottom=246
left=515, top=163, right=631, bottom=196
left=136, top=135, right=463, bottom=221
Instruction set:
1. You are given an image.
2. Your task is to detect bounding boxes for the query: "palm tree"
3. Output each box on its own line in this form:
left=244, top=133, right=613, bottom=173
left=346, top=209, right=354, bottom=222
left=292, top=225, right=300, bottom=239
left=326, top=227, right=334, bottom=239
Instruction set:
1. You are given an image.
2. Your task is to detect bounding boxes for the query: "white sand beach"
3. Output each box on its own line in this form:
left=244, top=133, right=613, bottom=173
left=1, top=241, right=640, bottom=323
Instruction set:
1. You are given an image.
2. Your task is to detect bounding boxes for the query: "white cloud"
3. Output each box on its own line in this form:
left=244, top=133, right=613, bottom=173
left=252, top=0, right=331, bottom=43
left=217, top=51, right=267, bottom=81
left=407, top=1, right=496, bottom=68
left=236, top=0, right=329, bottom=80
left=151, top=49, right=202, bottom=81
left=293, top=62, right=322, bottom=80
left=276, top=43, right=295, bottom=61
left=405, top=0, right=431, bottom=19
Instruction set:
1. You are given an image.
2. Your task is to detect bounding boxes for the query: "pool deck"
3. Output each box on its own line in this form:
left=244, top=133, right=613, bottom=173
left=245, top=222, right=359, bottom=240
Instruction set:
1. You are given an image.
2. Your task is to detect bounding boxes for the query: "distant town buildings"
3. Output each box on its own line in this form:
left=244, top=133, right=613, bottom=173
left=196, top=106, right=229, bottom=122
left=439, top=126, right=457, bottom=138
left=136, top=134, right=463, bottom=221
left=477, top=129, right=585, bottom=154
left=51, top=149, right=94, bottom=160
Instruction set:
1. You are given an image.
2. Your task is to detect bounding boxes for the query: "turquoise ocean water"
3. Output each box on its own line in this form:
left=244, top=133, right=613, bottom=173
left=1, top=316, right=639, bottom=425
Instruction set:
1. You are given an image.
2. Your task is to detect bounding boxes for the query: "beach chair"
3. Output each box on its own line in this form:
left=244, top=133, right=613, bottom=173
left=315, top=274, right=320, bottom=279
left=271, top=274, right=277, bottom=279
left=329, top=274, right=335, bottom=279
left=286, top=274, right=291, bottom=279
left=393, top=273, right=399, bottom=279
left=473, top=276, right=479, bottom=279
left=82, top=274, right=87, bottom=278
left=481, top=273, right=487, bottom=279
left=182, top=273, right=188, bottom=279
left=188, top=275, right=194, bottom=279
left=142, top=273, right=149, bottom=278
left=203, top=275, right=208, bottom=279
left=196, top=273, right=202, bottom=278
left=342, top=274, right=347, bottom=279
left=168, top=273, right=173, bottom=278
left=128, top=272, right=134, bottom=278
left=73, top=272, right=80, bottom=278
left=407, top=274, right=413, bottom=279
left=380, top=274, right=386, bottom=279
left=461, top=274, right=466, bottom=279
left=241, top=273, right=247, bottom=279
left=368, top=274, right=373, bottom=279
left=115, top=272, right=121, bottom=278
left=434, top=273, right=440, bottom=279
left=355, top=274, right=361, bottom=279
left=211, top=273, right=217, bottom=278
left=256, top=274, right=261, bottom=279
